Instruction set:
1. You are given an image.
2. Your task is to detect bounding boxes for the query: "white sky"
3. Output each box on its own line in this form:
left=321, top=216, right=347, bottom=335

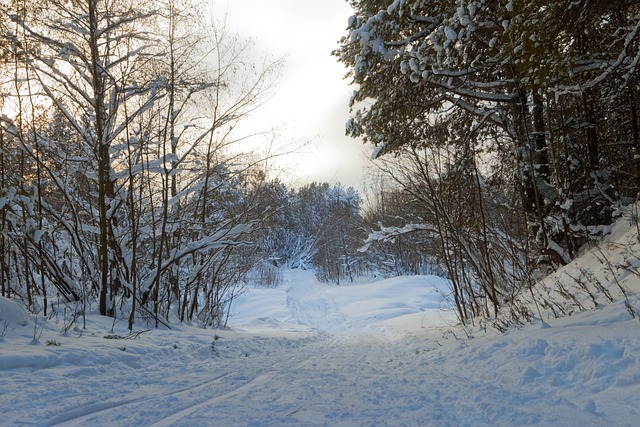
left=210, top=0, right=368, bottom=189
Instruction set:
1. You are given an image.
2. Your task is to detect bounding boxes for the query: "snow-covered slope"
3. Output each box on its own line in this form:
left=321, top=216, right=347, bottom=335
left=228, top=270, right=455, bottom=333
left=1, top=209, right=639, bottom=426
left=512, top=205, right=640, bottom=322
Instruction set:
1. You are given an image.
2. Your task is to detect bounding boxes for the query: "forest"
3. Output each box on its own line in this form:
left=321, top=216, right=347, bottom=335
left=1, top=0, right=639, bottom=332
left=335, top=0, right=640, bottom=325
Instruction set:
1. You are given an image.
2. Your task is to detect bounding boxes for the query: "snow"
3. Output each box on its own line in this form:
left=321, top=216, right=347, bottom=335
left=369, top=141, right=386, bottom=159
left=386, top=0, right=406, bottom=15
left=230, top=270, right=454, bottom=333
left=444, top=26, right=458, bottom=41
left=1, top=219, right=640, bottom=425
left=0, top=296, right=28, bottom=327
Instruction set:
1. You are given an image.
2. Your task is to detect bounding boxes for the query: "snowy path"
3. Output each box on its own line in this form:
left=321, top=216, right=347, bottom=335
left=1, top=271, right=640, bottom=426
left=23, top=315, right=638, bottom=427
left=33, top=332, right=449, bottom=426
left=285, top=274, right=352, bottom=332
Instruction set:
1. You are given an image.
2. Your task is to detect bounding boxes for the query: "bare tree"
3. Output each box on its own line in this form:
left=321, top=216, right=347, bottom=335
left=0, top=0, right=284, bottom=329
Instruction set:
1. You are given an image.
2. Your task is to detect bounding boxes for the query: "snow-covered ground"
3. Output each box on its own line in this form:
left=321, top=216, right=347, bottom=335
left=2, top=213, right=640, bottom=426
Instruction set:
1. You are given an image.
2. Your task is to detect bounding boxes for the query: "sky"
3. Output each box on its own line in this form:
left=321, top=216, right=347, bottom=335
left=210, top=0, right=369, bottom=189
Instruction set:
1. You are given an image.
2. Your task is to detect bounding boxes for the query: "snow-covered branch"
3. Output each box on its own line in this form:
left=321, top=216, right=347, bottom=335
left=359, top=223, right=438, bottom=252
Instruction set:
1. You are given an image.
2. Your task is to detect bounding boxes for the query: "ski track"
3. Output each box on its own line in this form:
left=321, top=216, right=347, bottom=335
left=45, top=372, right=231, bottom=426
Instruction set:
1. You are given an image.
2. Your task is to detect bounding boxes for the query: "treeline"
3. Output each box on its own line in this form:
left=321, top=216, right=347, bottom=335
left=336, top=0, right=640, bottom=324
left=254, top=181, right=366, bottom=284
left=255, top=179, right=455, bottom=283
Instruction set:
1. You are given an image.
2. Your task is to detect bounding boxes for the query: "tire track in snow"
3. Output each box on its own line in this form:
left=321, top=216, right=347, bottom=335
left=146, top=339, right=335, bottom=426
left=197, top=331, right=443, bottom=426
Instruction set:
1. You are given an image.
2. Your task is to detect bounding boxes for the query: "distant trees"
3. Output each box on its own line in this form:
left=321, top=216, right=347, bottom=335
left=301, top=183, right=364, bottom=284
left=253, top=181, right=367, bottom=285
left=336, top=0, right=640, bottom=323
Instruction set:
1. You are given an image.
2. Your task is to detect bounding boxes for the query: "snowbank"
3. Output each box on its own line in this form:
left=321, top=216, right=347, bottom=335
left=228, top=270, right=456, bottom=333
left=0, top=295, right=28, bottom=326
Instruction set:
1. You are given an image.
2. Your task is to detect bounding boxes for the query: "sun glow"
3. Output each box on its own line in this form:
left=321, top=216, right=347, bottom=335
left=211, top=0, right=366, bottom=189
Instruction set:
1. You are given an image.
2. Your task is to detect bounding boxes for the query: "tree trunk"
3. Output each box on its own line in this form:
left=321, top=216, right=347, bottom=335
left=583, top=88, right=599, bottom=170
left=0, top=126, right=5, bottom=298
left=629, top=81, right=639, bottom=150
left=532, top=90, right=550, bottom=181
left=88, top=0, right=111, bottom=316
